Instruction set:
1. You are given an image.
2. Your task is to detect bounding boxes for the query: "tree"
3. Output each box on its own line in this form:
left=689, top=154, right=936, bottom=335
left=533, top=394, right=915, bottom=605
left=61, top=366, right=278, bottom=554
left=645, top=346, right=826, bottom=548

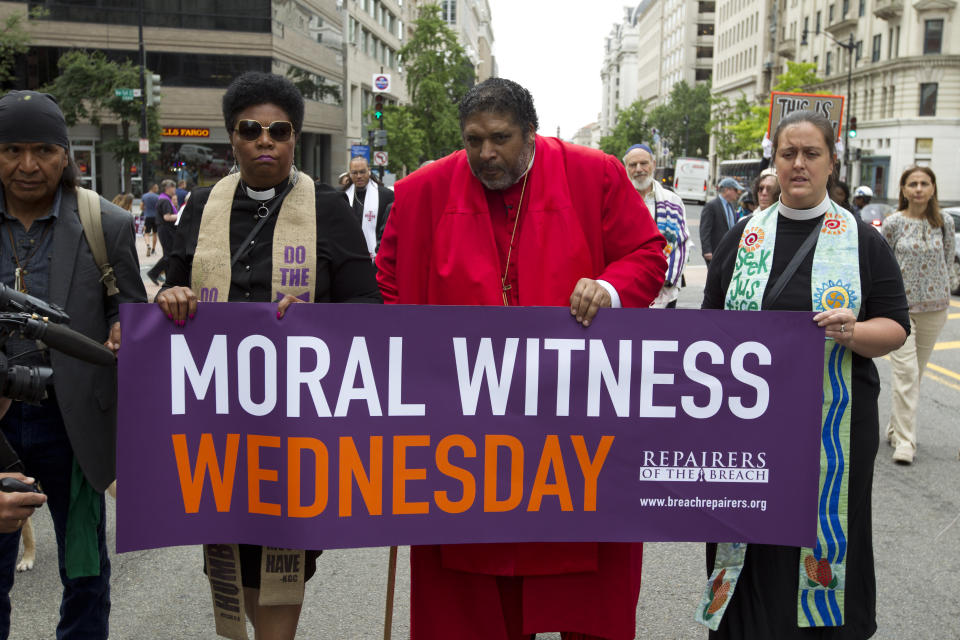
left=598, top=99, right=651, bottom=159
left=43, top=50, right=161, bottom=181
left=772, top=61, right=822, bottom=92
left=648, top=81, right=712, bottom=160
left=286, top=66, right=341, bottom=104
left=379, top=104, right=425, bottom=175
left=710, top=62, right=824, bottom=159
left=0, top=7, right=45, bottom=88
left=711, top=92, right=765, bottom=159
left=391, top=4, right=474, bottom=168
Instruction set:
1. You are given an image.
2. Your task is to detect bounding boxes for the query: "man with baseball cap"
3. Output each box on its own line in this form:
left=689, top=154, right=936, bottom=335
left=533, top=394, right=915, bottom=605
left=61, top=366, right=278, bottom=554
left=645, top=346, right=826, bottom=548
left=0, top=91, right=145, bottom=638
left=700, top=176, right=744, bottom=265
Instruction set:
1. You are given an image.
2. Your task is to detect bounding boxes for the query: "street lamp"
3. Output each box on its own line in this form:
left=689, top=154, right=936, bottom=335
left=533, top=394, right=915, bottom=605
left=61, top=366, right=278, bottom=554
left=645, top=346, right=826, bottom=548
left=801, top=27, right=856, bottom=184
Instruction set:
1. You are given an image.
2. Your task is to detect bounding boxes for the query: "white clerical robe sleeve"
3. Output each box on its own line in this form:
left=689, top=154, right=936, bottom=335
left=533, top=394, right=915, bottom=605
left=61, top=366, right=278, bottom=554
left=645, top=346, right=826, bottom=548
left=595, top=279, right=621, bottom=308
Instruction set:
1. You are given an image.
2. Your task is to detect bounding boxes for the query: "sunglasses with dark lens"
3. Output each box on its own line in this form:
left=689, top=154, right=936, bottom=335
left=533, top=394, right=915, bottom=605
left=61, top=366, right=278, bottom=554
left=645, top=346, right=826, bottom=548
left=234, top=120, right=294, bottom=142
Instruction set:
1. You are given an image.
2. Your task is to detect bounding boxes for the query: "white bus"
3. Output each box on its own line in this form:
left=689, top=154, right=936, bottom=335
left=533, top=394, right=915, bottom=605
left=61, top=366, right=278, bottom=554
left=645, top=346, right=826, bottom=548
left=673, top=157, right=710, bottom=204
left=718, top=158, right=763, bottom=192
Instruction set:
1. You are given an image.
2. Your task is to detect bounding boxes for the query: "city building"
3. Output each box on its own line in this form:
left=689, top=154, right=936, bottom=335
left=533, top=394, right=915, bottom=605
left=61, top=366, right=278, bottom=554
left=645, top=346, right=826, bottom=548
left=661, top=0, right=715, bottom=96
left=342, top=0, right=406, bottom=173
left=708, top=0, right=776, bottom=175
left=776, top=0, right=960, bottom=200
left=712, top=0, right=775, bottom=105
left=571, top=120, right=602, bottom=148
left=4, top=0, right=348, bottom=195
left=600, top=6, right=641, bottom=137
left=600, top=0, right=713, bottom=146
left=636, top=0, right=667, bottom=104
left=407, top=0, right=495, bottom=82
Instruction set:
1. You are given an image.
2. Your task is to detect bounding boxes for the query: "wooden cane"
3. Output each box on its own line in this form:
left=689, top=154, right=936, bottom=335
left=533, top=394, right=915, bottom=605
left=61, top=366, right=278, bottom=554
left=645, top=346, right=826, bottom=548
left=383, top=545, right=398, bottom=640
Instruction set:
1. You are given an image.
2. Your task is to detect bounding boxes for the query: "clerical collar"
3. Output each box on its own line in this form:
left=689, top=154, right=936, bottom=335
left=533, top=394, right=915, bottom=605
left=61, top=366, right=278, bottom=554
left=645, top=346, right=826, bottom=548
left=245, top=185, right=276, bottom=201
left=778, top=194, right=831, bottom=221
left=241, top=168, right=296, bottom=201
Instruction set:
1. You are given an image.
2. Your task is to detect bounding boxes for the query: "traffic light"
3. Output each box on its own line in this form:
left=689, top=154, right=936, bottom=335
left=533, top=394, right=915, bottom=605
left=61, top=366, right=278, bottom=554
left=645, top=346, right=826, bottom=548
left=374, top=94, right=384, bottom=120
left=848, top=116, right=857, bottom=138
left=146, top=73, right=162, bottom=107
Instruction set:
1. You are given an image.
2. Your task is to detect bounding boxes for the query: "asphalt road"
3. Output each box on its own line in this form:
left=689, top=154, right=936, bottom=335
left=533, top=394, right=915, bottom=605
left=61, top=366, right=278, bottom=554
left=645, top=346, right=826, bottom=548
left=9, top=206, right=959, bottom=639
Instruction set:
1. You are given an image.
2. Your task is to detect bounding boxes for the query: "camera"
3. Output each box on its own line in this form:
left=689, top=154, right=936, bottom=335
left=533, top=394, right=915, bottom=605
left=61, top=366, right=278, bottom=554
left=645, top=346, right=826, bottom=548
left=0, top=352, right=52, bottom=404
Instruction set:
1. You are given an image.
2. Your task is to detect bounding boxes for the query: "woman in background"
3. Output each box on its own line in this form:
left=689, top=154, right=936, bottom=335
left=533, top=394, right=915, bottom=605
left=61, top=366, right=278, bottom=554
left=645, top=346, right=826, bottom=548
left=831, top=181, right=852, bottom=212
left=111, top=192, right=133, bottom=211
left=752, top=168, right=780, bottom=211
left=882, top=166, right=954, bottom=464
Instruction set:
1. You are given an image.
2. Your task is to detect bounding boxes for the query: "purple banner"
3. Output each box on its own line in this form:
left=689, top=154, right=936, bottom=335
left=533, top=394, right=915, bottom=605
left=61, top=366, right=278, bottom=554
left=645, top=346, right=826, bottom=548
left=117, top=303, right=824, bottom=553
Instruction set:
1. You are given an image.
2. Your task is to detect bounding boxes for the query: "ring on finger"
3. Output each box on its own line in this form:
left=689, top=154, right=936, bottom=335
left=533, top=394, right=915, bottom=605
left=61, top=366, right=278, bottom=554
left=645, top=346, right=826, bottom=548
left=840, top=323, right=846, bottom=333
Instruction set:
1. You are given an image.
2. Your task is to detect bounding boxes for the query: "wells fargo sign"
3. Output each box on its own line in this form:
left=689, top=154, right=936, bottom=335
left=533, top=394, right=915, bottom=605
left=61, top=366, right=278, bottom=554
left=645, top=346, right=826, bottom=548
left=163, top=127, right=211, bottom=138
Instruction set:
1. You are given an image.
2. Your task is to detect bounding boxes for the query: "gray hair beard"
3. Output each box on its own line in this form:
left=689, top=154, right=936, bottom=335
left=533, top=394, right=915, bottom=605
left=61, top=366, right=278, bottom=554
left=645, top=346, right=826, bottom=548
left=473, top=140, right=535, bottom=191
left=631, top=175, right=653, bottom=193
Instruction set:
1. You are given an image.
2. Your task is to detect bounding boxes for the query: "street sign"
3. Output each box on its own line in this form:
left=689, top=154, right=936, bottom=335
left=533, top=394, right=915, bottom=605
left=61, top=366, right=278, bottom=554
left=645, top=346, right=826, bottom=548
left=351, top=144, right=371, bottom=163
left=372, top=129, right=387, bottom=147
left=373, top=150, right=388, bottom=167
left=114, top=88, right=135, bottom=101
left=372, top=74, right=391, bottom=93
left=139, top=138, right=150, bottom=154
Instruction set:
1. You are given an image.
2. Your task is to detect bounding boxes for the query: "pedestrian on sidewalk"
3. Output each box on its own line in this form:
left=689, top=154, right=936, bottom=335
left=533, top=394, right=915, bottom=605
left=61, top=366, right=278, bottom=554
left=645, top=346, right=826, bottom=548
left=146, top=179, right=177, bottom=285
left=882, top=166, right=954, bottom=464
left=140, top=182, right=159, bottom=256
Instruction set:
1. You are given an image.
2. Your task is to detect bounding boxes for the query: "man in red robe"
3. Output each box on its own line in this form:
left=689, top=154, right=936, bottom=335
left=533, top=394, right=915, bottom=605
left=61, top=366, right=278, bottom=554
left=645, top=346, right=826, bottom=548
left=376, top=78, right=667, bottom=640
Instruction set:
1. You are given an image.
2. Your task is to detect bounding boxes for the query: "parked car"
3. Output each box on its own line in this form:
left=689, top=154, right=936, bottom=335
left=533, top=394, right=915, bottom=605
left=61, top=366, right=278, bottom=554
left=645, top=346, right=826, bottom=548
left=179, top=144, right=214, bottom=164
left=859, top=203, right=894, bottom=232
left=941, top=206, right=960, bottom=295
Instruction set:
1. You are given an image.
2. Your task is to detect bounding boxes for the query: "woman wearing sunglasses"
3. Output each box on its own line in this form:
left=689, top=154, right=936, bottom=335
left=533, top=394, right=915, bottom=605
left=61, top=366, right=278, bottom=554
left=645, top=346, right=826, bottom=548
left=156, top=71, right=381, bottom=639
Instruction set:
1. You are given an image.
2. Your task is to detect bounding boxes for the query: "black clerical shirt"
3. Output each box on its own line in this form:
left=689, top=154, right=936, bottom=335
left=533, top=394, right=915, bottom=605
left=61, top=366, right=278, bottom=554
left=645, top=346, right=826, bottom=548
left=164, top=181, right=381, bottom=304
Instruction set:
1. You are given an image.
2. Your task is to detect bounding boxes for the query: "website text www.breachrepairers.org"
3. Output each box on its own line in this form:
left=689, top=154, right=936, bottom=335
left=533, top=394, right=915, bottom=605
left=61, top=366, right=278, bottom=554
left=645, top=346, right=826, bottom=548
left=638, top=496, right=767, bottom=512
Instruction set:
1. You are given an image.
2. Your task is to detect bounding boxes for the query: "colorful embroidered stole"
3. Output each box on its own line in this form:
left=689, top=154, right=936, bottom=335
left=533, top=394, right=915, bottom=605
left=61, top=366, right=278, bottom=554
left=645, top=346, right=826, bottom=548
left=695, top=202, right=860, bottom=630
left=193, top=170, right=316, bottom=639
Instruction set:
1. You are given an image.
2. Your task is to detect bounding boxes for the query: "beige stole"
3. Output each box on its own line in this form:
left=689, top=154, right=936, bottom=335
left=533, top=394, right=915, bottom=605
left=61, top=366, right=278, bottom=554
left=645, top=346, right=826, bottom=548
left=192, top=170, right=317, bottom=303
left=193, top=170, right=315, bottom=639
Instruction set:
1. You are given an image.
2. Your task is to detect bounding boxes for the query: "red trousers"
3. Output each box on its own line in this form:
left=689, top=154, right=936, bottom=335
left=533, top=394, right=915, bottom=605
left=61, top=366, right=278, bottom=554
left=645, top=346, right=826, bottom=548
left=410, top=543, right=643, bottom=640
